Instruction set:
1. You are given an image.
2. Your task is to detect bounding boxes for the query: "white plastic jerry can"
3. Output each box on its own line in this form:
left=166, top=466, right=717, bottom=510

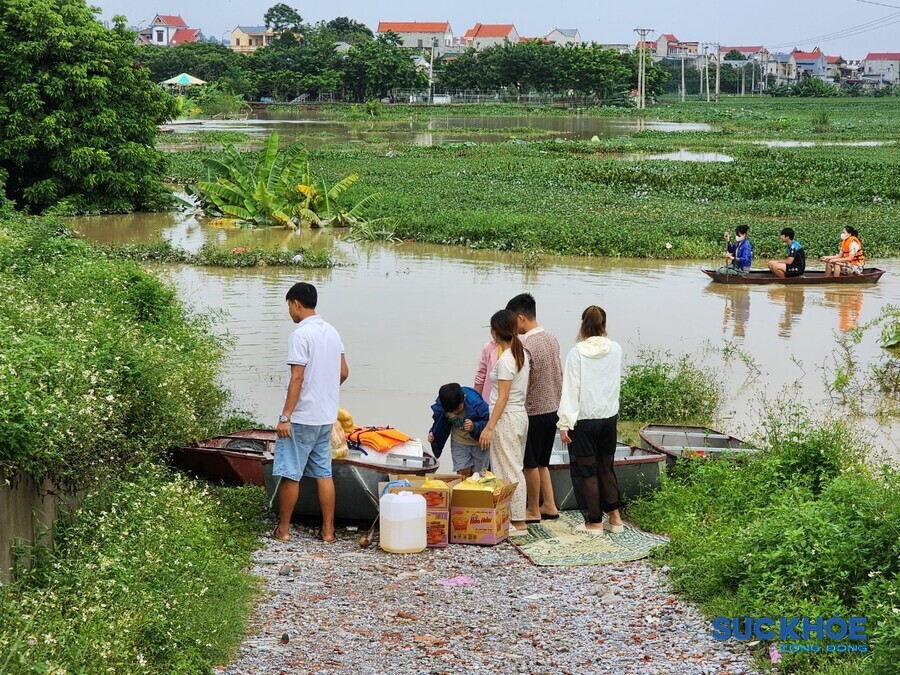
left=379, top=491, right=426, bottom=554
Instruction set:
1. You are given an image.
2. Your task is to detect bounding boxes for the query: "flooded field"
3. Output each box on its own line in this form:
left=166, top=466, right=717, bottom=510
left=165, top=112, right=712, bottom=149
left=73, top=214, right=900, bottom=463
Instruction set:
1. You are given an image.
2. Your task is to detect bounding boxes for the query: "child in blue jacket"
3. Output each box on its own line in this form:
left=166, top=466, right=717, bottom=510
left=427, top=383, right=490, bottom=476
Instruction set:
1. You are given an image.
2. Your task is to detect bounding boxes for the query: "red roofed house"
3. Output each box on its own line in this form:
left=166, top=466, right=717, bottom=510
left=640, top=33, right=699, bottom=60
left=720, top=46, right=769, bottom=62
left=377, top=22, right=453, bottom=48
left=462, top=23, right=519, bottom=49
left=862, top=52, right=900, bottom=84
left=791, top=48, right=828, bottom=80
left=136, top=14, right=201, bottom=47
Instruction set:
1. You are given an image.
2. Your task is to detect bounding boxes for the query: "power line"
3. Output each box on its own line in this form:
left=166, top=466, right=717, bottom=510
left=857, top=0, right=900, bottom=9
left=766, top=10, right=900, bottom=49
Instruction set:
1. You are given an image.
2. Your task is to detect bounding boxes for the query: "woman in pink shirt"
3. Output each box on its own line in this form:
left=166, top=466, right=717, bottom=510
left=474, top=339, right=500, bottom=402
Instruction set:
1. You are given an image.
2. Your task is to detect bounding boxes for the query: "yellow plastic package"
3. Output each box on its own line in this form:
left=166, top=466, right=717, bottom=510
left=421, top=478, right=449, bottom=489
left=337, top=407, right=355, bottom=434
left=454, top=471, right=504, bottom=492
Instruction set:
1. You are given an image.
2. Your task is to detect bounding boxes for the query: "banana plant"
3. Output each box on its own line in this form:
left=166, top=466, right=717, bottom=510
left=189, top=131, right=379, bottom=229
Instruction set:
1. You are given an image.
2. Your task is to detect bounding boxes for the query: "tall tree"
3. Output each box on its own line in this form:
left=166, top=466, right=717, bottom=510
left=249, top=26, right=344, bottom=100
left=0, top=2, right=178, bottom=212
left=264, top=3, right=304, bottom=36
left=325, top=17, right=374, bottom=44
left=344, top=32, right=426, bottom=101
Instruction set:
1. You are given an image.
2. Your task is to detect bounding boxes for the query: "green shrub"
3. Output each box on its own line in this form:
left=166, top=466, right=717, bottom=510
left=0, top=215, right=230, bottom=485
left=619, top=349, right=722, bottom=424
left=629, top=418, right=899, bottom=674
left=0, top=467, right=267, bottom=673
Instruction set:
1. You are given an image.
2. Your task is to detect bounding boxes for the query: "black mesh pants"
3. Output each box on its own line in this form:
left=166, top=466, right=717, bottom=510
left=568, top=415, right=622, bottom=523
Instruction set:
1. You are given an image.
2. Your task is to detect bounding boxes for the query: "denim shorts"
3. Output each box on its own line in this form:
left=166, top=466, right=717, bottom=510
left=450, top=439, right=490, bottom=473
left=273, top=423, right=333, bottom=481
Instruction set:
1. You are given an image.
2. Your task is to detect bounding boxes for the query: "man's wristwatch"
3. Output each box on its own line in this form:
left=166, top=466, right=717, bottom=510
left=278, top=415, right=289, bottom=423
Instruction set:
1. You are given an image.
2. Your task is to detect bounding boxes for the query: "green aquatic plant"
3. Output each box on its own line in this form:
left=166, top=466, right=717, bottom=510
left=189, top=131, right=379, bottom=229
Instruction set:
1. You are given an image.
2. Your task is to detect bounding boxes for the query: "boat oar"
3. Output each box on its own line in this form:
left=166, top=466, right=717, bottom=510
left=358, top=514, right=379, bottom=548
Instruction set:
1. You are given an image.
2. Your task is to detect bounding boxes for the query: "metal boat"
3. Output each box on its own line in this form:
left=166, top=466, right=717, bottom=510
left=639, top=424, right=756, bottom=466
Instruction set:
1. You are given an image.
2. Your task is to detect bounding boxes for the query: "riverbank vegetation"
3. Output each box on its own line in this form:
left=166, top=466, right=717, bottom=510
left=0, top=469, right=266, bottom=672
left=0, top=208, right=269, bottom=671
left=0, top=0, right=177, bottom=213
left=629, top=415, right=900, bottom=675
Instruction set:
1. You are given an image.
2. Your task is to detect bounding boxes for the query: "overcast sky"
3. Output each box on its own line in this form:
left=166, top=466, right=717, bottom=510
left=95, top=0, right=900, bottom=59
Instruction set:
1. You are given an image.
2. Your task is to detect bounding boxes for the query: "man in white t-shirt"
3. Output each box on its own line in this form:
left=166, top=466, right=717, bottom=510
left=273, top=282, right=348, bottom=543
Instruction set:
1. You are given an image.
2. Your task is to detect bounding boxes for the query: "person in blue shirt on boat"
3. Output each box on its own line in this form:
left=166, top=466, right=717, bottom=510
left=767, top=227, right=806, bottom=278
left=717, top=224, right=752, bottom=276
left=427, top=383, right=490, bottom=477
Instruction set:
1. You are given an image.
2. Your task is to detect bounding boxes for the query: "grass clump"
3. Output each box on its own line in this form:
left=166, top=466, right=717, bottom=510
left=94, top=240, right=335, bottom=269
left=629, top=415, right=900, bottom=674
left=0, top=467, right=267, bottom=673
left=620, top=349, right=722, bottom=425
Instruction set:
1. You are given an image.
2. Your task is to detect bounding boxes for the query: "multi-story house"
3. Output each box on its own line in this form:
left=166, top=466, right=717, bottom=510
left=769, top=53, right=797, bottom=84
left=136, top=14, right=201, bottom=47
left=861, top=52, right=900, bottom=84
left=545, top=28, right=581, bottom=45
left=229, top=25, right=275, bottom=53
left=376, top=22, right=453, bottom=48
left=461, top=23, right=519, bottom=49
left=792, top=48, right=828, bottom=80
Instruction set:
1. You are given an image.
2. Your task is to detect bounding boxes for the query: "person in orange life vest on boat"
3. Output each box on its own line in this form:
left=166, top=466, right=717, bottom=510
left=427, top=383, right=491, bottom=477
left=821, top=226, right=865, bottom=277
left=717, top=224, right=752, bottom=277
left=767, top=227, right=806, bottom=279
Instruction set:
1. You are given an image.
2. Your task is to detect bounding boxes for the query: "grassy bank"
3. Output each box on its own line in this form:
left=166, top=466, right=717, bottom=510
left=95, top=239, right=335, bottom=268
left=629, top=417, right=900, bottom=675
left=0, top=468, right=267, bottom=673
left=1, top=208, right=268, bottom=672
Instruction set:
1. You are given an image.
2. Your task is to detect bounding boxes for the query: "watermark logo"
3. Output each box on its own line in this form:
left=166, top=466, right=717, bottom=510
left=711, top=617, right=869, bottom=653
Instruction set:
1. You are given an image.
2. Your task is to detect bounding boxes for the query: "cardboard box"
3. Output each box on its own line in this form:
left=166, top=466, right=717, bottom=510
left=449, top=482, right=518, bottom=546
left=426, top=510, right=449, bottom=548
left=382, top=474, right=462, bottom=511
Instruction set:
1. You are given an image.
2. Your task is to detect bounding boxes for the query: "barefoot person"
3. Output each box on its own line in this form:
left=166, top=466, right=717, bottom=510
left=767, top=227, right=806, bottom=279
left=558, top=306, right=624, bottom=535
left=506, top=293, right=563, bottom=523
left=822, top=226, right=865, bottom=277
left=479, top=310, right=531, bottom=536
left=273, top=282, right=349, bottom=543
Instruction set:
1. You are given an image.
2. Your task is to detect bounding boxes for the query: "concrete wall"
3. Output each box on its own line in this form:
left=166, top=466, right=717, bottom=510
left=0, top=474, right=75, bottom=583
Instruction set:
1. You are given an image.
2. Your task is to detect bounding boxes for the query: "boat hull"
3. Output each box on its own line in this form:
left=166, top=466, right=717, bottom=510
left=263, top=445, right=441, bottom=521
left=548, top=439, right=667, bottom=510
left=639, top=424, right=756, bottom=466
left=171, top=428, right=275, bottom=486
left=702, top=268, right=884, bottom=285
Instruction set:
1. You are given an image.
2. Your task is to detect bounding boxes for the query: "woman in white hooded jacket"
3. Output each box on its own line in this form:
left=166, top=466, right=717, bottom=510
left=557, top=306, right=624, bottom=534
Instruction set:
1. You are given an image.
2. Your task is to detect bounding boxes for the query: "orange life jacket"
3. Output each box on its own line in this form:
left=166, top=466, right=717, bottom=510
left=346, top=427, right=412, bottom=453
left=841, top=236, right=865, bottom=266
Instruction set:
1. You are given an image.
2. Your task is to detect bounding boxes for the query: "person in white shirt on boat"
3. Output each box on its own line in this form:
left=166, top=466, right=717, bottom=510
left=557, top=306, right=625, bottom=535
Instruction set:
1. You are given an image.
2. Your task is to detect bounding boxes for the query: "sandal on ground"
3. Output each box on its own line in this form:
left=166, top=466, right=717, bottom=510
left=540, top=513, right=560, bottom=520
left=604, top=521, right=625, bottom=534
left=269, top=526, right=291, bottom=542
left=572, top=523, right=606, bottom=537
left=316, top=529, right=336, bottom=544
left=508, top=525, right=531, bottom=538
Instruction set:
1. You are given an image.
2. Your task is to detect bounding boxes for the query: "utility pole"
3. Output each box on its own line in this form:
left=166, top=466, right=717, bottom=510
left=704, top=45, right=711, bottom=102
left=681, top=53, right=686, bottom=102
left=634, top=28, right=653, bottom=109
left=714, top=44, right=721, bottom=102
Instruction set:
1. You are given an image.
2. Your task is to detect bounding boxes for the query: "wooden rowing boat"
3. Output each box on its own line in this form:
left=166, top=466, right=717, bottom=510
left=548, top=438, right=667, bottom=510
left=702, top=268, right=885, bottom=285
left=638, top=424, right=756, bottom=466
left=262, top=439, right=440, bottom=521
left=171, top=428, right=275, bottom=486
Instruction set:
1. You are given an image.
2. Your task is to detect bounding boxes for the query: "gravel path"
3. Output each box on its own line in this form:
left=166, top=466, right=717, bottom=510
left=222, top=523, right=757, bottom=675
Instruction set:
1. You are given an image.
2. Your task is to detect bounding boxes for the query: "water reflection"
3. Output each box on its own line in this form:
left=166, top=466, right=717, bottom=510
left=767, top=286, right=806, bottom=339
left=823, top=288, right=864, bottom=332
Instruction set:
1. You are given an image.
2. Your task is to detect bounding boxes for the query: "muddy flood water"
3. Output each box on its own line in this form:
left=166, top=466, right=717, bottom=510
left=72, top=213, right=900, bottom=464
left=166, top=112, right=712, bottom=149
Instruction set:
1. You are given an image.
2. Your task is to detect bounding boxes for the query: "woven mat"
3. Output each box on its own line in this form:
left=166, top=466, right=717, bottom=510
left=509, top=510, right=669, bottom=567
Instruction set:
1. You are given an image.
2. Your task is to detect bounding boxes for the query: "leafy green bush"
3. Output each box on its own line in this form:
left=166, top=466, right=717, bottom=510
left=93, top=239, right=334, bottom=268
left=629, top=417, right=899, bottom=674
left=0, top=467, right=267, bottom=672
left=0, top=215, right=230, bottom=485
left=619, top=349, right=722, bottom=424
